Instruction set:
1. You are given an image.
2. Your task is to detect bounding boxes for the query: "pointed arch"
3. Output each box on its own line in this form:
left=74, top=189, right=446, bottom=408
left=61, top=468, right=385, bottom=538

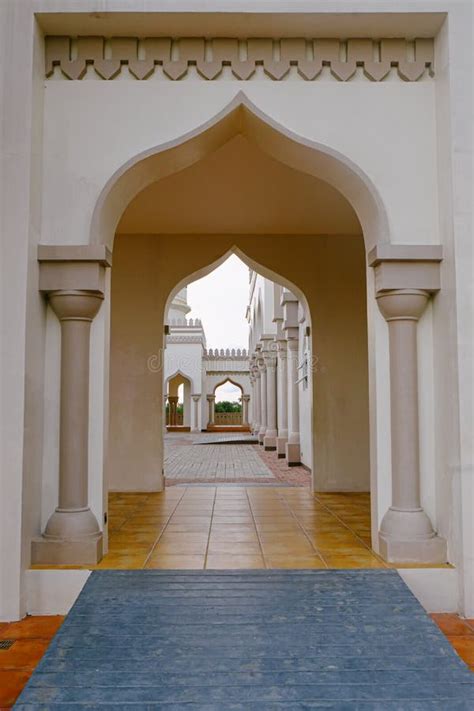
left=91, top=93, right=388, bottom=252
left=213, top=377, right=244, bottom=397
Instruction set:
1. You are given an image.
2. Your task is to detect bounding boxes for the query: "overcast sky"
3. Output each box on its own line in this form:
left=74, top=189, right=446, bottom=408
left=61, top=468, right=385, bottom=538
left=187, top=255, right=250, bottom=351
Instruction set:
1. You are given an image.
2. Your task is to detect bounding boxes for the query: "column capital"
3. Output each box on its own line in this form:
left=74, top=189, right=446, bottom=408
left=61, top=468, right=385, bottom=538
left=376, top=289, right=430, bottom=322
left=368, top=245, right=442, bottom=295
left=242, top=394, right=251, bottom=402
left=49, top=290, right=104, bottom=322
left=263, top=351, right=277, bottom=369
left=206, top=394, right=215, bottom=402
left=38, top=245, right=112, bottom=295
left=191, top=394, right=201, bottom=402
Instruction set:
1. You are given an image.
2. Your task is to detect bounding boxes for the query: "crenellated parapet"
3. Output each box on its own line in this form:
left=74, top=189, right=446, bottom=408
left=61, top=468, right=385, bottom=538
left=168, top=317, right=203, bottom=327
left=205, top=348, right=248, bottom=359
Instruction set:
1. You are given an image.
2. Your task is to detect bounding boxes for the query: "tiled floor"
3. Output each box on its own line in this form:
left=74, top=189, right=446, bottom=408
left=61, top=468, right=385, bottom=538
left=164, top=433, right=311, bottom=486
left=102, top=486, right=382, bottom=570
left=30, top=486, right=395, bottom=571
left=165, top=442, right=275, bottom=481
left=430, top=614, right=474, bottom=672
left=31, top=486, right=453, bottom=573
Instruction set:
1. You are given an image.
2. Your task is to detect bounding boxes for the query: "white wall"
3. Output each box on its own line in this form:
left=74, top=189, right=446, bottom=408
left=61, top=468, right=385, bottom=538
left=2, top=3, right=472, bottom=619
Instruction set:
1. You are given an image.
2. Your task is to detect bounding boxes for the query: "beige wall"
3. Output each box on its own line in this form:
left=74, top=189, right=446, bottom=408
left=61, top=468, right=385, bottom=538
left=109, top=233, right=369, bottom=493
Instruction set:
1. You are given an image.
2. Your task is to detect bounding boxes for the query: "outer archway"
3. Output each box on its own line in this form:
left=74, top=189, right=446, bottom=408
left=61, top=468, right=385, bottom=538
left=91, top=94, right=389, bottom=252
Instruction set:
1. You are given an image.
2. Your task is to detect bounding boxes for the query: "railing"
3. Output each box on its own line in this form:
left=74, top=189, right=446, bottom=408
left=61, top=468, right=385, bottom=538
left=166, top=412, right=184, bottom=426
left=214, top=412, right=242, bottom=425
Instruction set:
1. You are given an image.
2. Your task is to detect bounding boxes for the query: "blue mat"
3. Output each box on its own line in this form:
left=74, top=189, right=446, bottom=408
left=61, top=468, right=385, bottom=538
left=15, top=570, right=474, bottom=710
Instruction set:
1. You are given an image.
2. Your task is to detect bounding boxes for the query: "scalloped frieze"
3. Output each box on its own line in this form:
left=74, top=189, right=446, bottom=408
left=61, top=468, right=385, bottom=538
left=45, top=37, right=434, bottom=82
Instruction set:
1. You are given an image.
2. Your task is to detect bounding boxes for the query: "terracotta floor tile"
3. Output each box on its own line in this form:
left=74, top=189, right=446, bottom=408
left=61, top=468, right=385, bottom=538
left=0, top=639, right=50, bottom=669
left=206, top=554, right=265, bottom=569
left=146, top=555, right=205, bottom=569
left=431, top=614, right=474, bottom=637
left=2, top=615, right=63, bottom=640
left=447, top=636, right=474, bottom=665
left=0, top=670, right=32, bottom=707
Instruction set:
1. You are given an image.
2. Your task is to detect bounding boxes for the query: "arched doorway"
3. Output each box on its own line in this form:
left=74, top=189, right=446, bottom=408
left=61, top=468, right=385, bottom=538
left=213, top=379, right=244, bottom=429
left=33, top=97, right=446, bottom=570
left=166, top=373, right=192, bottom=431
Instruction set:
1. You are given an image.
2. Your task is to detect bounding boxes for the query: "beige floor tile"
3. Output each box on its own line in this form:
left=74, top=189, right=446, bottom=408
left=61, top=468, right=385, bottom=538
left=322, top=554, right=386, bottom=569
left=206, top=554, right=265, bottom=569
left=146, top=554, right=205, bottom=569
left=266, top=555, right=327, bottom=569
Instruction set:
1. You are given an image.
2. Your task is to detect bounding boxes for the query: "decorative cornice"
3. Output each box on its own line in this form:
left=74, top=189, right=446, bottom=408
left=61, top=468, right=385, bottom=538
left=45, top=36, right=434, bottom=82
left=206, top=370, right=250, bottom=377
left=166, top=335, right=205, bottom=344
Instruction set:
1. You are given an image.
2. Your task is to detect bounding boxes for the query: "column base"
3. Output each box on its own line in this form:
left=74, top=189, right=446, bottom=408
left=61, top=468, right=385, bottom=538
left=263, top=434, right=277, bottom=451
left=277, top=436, right=288, bottom=458
left=285, top=442, right=301, bottom=466
left=258, top=431, right=265, bottom=444
left=378, top=532, right=447, bottom=564
left=31, top=533, right=103, bottom=566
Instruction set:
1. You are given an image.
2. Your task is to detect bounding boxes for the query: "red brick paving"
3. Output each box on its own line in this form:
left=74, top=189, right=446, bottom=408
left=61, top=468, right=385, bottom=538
left=255, top=445, right=311, bottom=486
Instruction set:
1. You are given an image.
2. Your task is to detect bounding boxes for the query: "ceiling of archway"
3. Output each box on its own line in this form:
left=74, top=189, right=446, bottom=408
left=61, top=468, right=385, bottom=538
left=117, top=135, right=361, bottom=235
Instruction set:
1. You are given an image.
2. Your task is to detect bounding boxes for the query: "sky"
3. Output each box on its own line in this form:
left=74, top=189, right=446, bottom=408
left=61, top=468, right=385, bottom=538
left=186, top=255, right=249, bottom=403
left=187, top=255, right=250, bottom=351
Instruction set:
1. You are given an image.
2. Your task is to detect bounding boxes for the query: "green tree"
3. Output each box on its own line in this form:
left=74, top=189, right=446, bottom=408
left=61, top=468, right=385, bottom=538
left=215, top=400, right=241, bottom=413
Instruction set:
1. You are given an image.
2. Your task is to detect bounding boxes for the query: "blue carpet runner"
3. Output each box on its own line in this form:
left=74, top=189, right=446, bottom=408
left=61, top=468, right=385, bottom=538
left=15, top=570, right=474, bottom=710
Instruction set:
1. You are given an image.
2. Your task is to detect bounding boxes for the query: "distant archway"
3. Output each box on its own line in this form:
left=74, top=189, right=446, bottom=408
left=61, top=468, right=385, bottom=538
left=213, top=379, right=244, bottom=427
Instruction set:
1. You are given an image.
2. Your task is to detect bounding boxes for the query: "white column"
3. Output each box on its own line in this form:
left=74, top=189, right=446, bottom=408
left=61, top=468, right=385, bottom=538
left=249, top=377, right=255, bottom=430
left=242, top=394, right=250, bottom=428
left=253, top=367, right=261, bottom=436
left=263, top=352, right=278, bottom=450
left=32, top=290, right=104, bottom=565
left=276, top=338, right=288, bottom=458
left=258, top=357, right=267, bottom=444
left=286, top=337, right=301, bottom=465
left=377, top=289, right=447, bottom=563
left=207, top=394, right=215, bottom=429
left=282, top=291, right=301, bottom=466
left=191, top=395, right=201, bottom=432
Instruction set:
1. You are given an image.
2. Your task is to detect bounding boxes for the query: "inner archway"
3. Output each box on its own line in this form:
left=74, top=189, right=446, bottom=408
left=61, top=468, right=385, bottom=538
left=100, top=97, right=378, bottom=571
